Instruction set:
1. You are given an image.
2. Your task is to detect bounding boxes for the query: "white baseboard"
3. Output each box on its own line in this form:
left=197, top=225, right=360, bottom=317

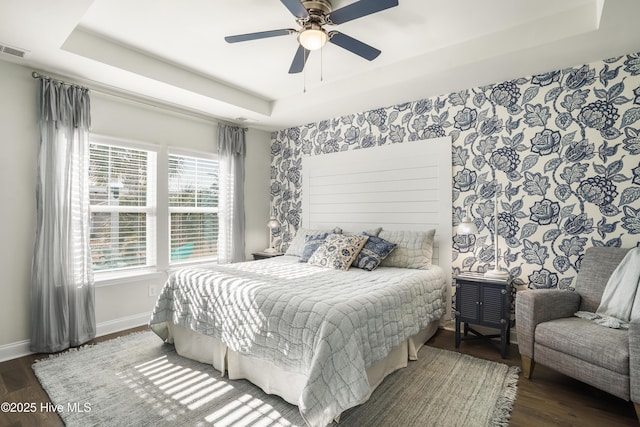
left=95, top=312, right=151, bottom=337
left=0, top=312, right=150, bottom=363
left=0, top=339, right=31, bottom=363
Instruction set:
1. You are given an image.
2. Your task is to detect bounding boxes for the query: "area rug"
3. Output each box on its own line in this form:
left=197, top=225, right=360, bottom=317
left=33, top=330, right=519, bottom=426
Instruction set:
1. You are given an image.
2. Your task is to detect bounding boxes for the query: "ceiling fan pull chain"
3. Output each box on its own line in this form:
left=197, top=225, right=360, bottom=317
left=303, top=48, right=307, bottom=93
left=320, top=46, right=324, bottom=82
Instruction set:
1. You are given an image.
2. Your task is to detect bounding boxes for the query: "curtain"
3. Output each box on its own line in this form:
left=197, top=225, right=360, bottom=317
left=30, top=77, right=95, bottom=353
left=217, top=124, right=246, bottom=264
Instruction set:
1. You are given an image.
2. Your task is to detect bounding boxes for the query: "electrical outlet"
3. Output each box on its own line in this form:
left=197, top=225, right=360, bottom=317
left=148, top=285, right=158, bottom=297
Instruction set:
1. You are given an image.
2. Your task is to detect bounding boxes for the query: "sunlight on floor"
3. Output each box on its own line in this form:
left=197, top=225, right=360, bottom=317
left=123, top=353, right=297, bottom=426
left=204, top=394, right=292, bottom=427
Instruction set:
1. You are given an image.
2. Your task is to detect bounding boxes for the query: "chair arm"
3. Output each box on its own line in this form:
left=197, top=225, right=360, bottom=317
left=515, top=289, right=581, bottom=359
left=630, top=319, right=640, bottom=403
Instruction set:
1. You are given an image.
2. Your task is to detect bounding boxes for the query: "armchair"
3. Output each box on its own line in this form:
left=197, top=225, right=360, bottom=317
left=516, top=247, right=639, bottom=419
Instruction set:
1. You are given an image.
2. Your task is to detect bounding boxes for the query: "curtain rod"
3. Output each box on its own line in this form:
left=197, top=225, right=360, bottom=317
left=30, top=70, right=244, bottom=128
left=32, top=71, right=87, bottom=90
left=31, top=71, right=53, bottom=80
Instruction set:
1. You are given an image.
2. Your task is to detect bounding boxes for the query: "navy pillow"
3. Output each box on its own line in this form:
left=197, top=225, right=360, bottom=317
left=299, top=232, right=330, bottom=262
left=352, top=234, right=397, bottom=271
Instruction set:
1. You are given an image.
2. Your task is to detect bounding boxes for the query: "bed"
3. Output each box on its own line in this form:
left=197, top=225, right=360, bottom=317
left=149, top=137, right=453, bottom=427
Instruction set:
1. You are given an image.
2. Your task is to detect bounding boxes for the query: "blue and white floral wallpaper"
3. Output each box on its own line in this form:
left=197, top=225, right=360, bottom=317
left=270, top=51, right=640, bottom=291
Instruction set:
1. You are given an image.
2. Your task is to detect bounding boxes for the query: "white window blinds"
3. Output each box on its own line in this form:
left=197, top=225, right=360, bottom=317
left=168, top=153, right=219, bottom=263
left=89, top=142, right=157, bottom=271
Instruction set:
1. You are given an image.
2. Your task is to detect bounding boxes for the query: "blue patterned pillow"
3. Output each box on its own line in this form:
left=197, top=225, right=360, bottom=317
left=307, top=234, right=369, bottom=270
left=299, top=232, right=331, bottom=262
left=352, top=234, right=398, bottom=271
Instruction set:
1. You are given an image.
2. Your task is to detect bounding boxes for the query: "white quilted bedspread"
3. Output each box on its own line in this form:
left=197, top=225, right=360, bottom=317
left=149, top=256, right=445, bottom=427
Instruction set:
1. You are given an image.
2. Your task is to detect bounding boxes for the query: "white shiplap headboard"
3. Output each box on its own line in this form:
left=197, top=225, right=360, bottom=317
left=302, top=136, right=453, bottom=296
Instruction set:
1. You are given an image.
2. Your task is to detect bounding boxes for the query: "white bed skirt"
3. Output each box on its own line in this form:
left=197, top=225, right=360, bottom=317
left=165, top=320, right=440, bottom=407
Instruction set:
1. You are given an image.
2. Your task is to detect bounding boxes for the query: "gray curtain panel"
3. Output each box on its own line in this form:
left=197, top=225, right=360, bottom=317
left=30, top=76, right=95, bottom=353
left=217, top=124, right=246, bottom=263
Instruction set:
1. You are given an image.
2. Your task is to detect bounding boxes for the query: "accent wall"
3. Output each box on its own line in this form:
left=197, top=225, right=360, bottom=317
left=270, top=50, right=640, bottom=290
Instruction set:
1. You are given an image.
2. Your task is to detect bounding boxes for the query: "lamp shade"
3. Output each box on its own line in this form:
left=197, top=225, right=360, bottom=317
left=298, top=27, right=328, bottom=51
left=267, top=218, right=281, bottom=229
left=457, top=215, right=478, bottom=235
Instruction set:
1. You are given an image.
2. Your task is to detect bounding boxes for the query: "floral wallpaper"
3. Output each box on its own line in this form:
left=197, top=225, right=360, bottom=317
left=270, top=51, right=640, bottom=291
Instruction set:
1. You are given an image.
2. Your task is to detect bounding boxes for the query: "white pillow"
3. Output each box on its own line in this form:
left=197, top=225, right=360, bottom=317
left=339, top=226, right=382, bottom=236
left=378, top=229, right=436, bottom=269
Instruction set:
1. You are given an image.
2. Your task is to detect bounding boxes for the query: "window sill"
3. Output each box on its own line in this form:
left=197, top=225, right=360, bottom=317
left=94, top=268, right=166, bottom=288
left=94, top=259, right=219, bottom=288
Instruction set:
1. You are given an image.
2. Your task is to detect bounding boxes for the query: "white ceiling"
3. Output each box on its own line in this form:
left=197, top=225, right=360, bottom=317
left=1, top=0, right=640, bottom=131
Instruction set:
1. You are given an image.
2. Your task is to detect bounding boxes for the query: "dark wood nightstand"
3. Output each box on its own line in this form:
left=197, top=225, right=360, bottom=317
left=251, top=251, right=284, bottom=260
left=454, top=272, right=513, bottom=358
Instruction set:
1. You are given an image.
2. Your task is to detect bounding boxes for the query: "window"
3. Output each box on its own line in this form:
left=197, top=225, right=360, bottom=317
left=168, top=153, right=219, bottom=263
left=89, top=141, right=157, bottom=272
left=88, top=137, right=218, bottom=276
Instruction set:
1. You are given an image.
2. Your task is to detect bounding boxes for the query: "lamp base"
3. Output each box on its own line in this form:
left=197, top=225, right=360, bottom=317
left=484, top=268, right=510, bottom=280
left=263, top=247, right=277, bottom=254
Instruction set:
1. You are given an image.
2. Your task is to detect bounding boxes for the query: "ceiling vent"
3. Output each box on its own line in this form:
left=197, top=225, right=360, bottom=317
left=0, top=43, right=30, bottom=59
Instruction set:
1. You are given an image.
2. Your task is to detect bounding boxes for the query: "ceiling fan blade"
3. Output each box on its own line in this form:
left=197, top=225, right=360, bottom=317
left=329, top=0, right=398, bottom=24
left=288, top=45, right=310, bottom=73
left=328, top=31, right=381, bottom=61
left=280, top=0, right=310, bottom=19
left=225, top=29, right=295, bottom=43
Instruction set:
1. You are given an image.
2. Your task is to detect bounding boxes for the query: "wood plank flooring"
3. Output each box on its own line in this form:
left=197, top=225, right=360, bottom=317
left=0, top=327, right=637, bottom=426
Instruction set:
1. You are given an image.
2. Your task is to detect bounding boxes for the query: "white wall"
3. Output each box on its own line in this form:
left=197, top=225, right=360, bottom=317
left=0, top=59, right=271, bottom=357
left=0, top=60, right=38, bottom=348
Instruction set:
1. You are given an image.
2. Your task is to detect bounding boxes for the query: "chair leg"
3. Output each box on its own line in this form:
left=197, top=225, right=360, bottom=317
left=521, top=355, right=535, bottom=379
left=634, top=403, right=640, bottom=422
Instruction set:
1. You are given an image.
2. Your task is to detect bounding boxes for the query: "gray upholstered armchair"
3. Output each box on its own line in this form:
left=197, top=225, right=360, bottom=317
left=516, top=247, right=639, bottom=419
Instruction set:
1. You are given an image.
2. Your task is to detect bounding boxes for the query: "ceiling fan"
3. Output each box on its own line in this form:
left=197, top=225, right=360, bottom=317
left=224, top=0, right=399, bottom=74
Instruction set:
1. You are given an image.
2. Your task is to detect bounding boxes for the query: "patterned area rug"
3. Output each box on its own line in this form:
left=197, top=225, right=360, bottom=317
left=33, top=330, right=519, bottom=426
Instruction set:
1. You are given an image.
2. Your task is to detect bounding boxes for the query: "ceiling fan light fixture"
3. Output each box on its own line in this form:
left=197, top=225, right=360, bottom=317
left=298, top=27, right=328, bottom=51
left=225, top=0, right=397, bottom=74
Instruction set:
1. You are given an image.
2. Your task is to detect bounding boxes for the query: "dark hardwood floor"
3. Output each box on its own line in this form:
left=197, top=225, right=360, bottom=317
left=0, top=327, right=637, bottom=426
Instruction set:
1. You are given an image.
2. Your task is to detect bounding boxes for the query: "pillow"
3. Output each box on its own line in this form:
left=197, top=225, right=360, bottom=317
left=307, top=234, right=369, bottom=270
left=340, top=226, right=383, bottom=237
left=379, top=229, right=436, bottom=269
left=352, top=234, right=397, bottom=271
left=299, top=232, right=330, bottom=262
left=285, top=227, right=340, bottom=257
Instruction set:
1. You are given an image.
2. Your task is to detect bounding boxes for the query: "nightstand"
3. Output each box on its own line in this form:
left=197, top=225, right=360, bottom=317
left=252, top=251, right=284, bottom=260
left=454, top=272, right=513, bottom=358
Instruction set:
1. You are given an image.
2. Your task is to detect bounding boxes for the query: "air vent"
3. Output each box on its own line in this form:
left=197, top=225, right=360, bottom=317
left=0, top=43, right=30, bottom=59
